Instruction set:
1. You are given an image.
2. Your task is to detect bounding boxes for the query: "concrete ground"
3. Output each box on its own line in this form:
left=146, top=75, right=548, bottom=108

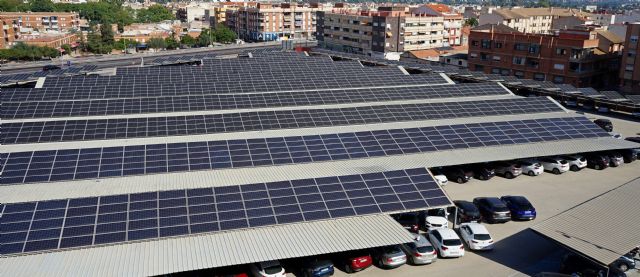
left=324, top=113, right=640, bottom=277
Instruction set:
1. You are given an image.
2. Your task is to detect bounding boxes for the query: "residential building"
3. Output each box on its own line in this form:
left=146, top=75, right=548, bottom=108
left=468, top=24, right=622, bottom=88
left=226, top=3, right=325, bottom=41
left=620, top=23, right=640, bottom=94
left=316, top=6, right=446, bottom=57
left=411, top=4, right=464, bottom=46
left=479, top=8, right=591, bottom=34
left=211, top=2, right=253, bottom=28
left=114, top=21, right=181, bottom=45
left=440, top=53, right=468, bottom=67
left=0, top=12, right=80, bottom=48
left=16, top=33, right=77, bottom=48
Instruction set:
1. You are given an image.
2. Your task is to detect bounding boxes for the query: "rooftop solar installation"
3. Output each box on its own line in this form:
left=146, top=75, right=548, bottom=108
left=0, top=65, right=99, bottom=84
left=0, top=117, right=609, bottom=185
left=0, top=167, right=448, bottom=255
left=1, top=97, right=564, bottom=144
left=2, top=82, right=509, bottom=119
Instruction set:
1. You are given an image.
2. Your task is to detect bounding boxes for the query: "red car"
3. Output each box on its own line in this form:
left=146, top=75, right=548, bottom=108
left=335, top=250, right=372, bottom=273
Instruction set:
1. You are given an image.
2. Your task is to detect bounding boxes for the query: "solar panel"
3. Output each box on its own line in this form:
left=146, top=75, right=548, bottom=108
left=1, top=97, right=564, bottom=144
left=0, top=167, right=448, bottom=255
left=0, top=117, right=609, bottom=185
left=2, top=83, right=510, bottom=119
left=598, top=90, right=626, bottom=100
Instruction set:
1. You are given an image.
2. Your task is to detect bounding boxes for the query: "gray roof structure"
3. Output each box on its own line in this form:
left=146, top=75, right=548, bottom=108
left=531, top=177, right=640, bottom=266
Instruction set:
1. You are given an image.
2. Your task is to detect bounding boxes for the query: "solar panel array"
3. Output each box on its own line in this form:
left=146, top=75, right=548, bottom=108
left=0, top=65, right=98, bottom=84
left=0, top=167, right=447, bottom=255
left=0, top=117, right=608, bottom=185
left=2, top=82, right=509, bottom=119
left=1, top=97, right=563, bottom=144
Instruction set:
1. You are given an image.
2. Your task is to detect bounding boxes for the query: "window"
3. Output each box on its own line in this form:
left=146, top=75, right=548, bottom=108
left=475, top=65, right=484, bottom=71
left=481, top=39, right=491, bottom=49
left=631, top=36, right=638, bottom=44
left=492, top=55, right=501, bottom=61
left=528, top=44, right=540, bottom=54
left=626, top=64, right=634, bottom=71
left=495, top=42, right=503, bottom=48
left=554, top=63, right=565, bottom=70
left=514, top=71, right=525, bottom=78
left=556, top=48, right=566, bottom=55
left=514, top=43, right=528, bottom=51
left=481, top=53, right=488, bottom=61
left=534, top=73, right=545, bottom=81
left=472, top=40, right=479, bottom=46
left=491, top=68, right=501, bottom=74
left=553, top=75, right=564, bottom=83
left=512, top=56, right=525, bottom=65
left=501, top=69, right=510, bottom=76
left=527, top=59, right=539, bottom=68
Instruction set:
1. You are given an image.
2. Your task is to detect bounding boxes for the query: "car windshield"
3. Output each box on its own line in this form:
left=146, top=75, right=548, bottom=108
left=559, top=160, right=568, bottom=164
left=264, top=265, right=283, bottom=275
left=509, top=197, right=532, bottom=208
left=443, top=239, right=462, bottom=246
left=384, top=245, right=402, bottom=254
left=487, top=198, right=506, bottom=208
left=416, top=245, right=435, bottom=253
left=474, top=234, right=492, bottom=241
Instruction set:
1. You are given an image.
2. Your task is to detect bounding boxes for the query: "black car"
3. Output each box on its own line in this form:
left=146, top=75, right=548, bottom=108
left=453, top=200, right=481, bottom=223
left=440, top=166, right=473, bottom=184
left=593, top=119, right=613, bottom=132
left=473, top=197, right=511, bottom=223
left=624, top=137, right=640, bottom=144
left=500, top=196, right=536, bottom=221
left=391, top=212, right=421, bottom=233
left=469, top=163, right=496, bottom=180
left=560, top=253, right=627, bottom=277
left=619, top=149, right=639, bottom=163
left=584, top=154, right=609, bottom=170
left=42, top=64, right=61, bottom=71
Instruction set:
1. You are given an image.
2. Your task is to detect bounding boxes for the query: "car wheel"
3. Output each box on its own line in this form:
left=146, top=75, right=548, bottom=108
left=505, top=172, right=513, bottom=179
left=457, top=177, right=464, bottom=184
left=618, top=263, right=629, bottom=272
left=570, top=165, right=578, bottom=171
left=345, top=265, right=353, bottom=273
left=595, top=164, right=601, bottom=170
left=528, top=171, right=535, bottom=176
left=552, top=168, right=560, bottom=174
left=479, top=175, right=486, bottom=180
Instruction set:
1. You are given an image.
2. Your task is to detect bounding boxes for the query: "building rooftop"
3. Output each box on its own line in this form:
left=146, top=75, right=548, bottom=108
left=492, top=7, right=591, bottom=19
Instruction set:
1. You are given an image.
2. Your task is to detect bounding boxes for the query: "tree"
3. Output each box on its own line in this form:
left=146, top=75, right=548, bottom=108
left=165, top=36, right=179, bottom=49
left=180, top=35, right=197, bottom=47
left=213, top=25, right=236, bottom=43
left=61, top=44, right=72, bottom=55
left=136, top=5, right=175, bottom=23
left=0, top=42, right=60, bottom=61
left=464, top=18, right=479, bottom=27
left=99, top=23, right=115, bottom=45
left=148, top=37, right=166, bottom=50
left=538, top=0, right=551, bottom=8
left=197, top=28, right=215, bottom=47
left=86, top=25, right=113, bottom=54
left=29, top=0, right=54, bottom=12
left=0, top=0, right=30, bottom=12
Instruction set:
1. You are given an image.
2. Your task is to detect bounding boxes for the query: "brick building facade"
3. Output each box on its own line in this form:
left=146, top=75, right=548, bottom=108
left=1, top=12, right=80, bottom=48
left=620, top=23, right=640, bottom=94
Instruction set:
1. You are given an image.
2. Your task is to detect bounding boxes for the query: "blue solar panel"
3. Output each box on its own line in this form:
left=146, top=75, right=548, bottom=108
left=0, top=168, right=447, bottom=255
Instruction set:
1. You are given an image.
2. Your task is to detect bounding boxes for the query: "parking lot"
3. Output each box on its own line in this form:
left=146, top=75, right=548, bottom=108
left=323, top=112, right=640, bottom=277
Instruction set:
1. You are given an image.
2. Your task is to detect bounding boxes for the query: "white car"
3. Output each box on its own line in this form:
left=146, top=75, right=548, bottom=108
left=558, top=155, right=588, bottom=171
left=428, top=228, right=465, bottom=258
left=518, top=159, right=544, bottom=176
left=250, top=260, right=286, bottom=277
left=540, top=157, right=570, bottom=174
left=425, top=216, right=448, bottom=231
left=433, top=174, right=448, bottom=186
left=458, top=223, right=494, bottom=251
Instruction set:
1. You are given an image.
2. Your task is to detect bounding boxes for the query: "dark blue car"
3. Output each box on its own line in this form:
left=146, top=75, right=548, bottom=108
left=500, top=196, right=536, bottom=220
left=301, top=259, right=334, bottom=277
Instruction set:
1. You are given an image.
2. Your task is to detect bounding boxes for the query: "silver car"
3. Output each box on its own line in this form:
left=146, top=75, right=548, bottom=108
left=493, top=161, right=522, bottom=179
left=607, top=152, right=624, bottom=167
left=371, top=245, right=407, bottom=268
left=400, top=234, right=437, bottom=265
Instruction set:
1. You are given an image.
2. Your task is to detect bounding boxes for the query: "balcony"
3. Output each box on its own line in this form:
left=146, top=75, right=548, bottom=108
left=443, top=21, right=462, bottom=29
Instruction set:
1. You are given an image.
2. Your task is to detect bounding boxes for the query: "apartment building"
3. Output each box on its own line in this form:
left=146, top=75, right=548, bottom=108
left=479, top=8, right=591, bottom=34
left=468, top=24, right=622, bottom=88
left=620, top=23, right=640, bottom=94
left=17, top=33, right=77, bottom=48
left=225, top=3, right=324, bottom=41
left=1, top=12, right=80, bottom=48
left=316, top=6, right=446, bottom=56
left=411, top=4, right=463, bottom=46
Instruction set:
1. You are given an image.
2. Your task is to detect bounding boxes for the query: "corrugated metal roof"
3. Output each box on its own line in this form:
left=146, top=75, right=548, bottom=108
left=0, top=214, right=414, bottom=277
left=1, top=112, right=574, bottom=153
left=531, top=177, right=640, bottom=266
left=1, top=137, right=635, bottom=203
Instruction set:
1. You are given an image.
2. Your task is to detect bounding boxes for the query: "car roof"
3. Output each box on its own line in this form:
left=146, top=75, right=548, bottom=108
left=484, top=197, right=506, bottom=206
left=502, top=195, right=530, bottom=205
left=460, top=223, right=489, bottom=234
left=594, top=119, right=611, bottom=123
left=454, top=200, right=475, bottom=209
left=426, top=216, right=448, bottom=224
left=432, top=228, right=459, bottom=239
left=258, top=260, right=281, bottom=267
left=411, top=234, right=432, bottom=247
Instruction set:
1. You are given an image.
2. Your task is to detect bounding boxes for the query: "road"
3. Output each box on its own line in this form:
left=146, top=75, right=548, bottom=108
left=0, top=42, right=282, bottom=75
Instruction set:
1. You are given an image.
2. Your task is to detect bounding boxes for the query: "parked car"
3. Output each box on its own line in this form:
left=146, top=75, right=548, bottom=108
left=391, top=212, right=420, bottom=233
left=611, top=253, right=636, bottom=272
left=42, top=64, right=61, bottom=71
left=540, top=157, right=570, bottom=174
left=430, top=169, right=449, bottom=186
left=427, top=228, right=465, bottom=258
left=619, top=149, right=639, bottom=163
left=468, top=163, right=495, bottom=180
left=250, top=261, right=286, bottom=277
left=453, top=200, right=481, bottom=223
left=500, top=195, right=536, bottom=221
left=558, top=155, right=588, bottom=171
left=560, top=253, right=627, bottom=277
left=606, top=152, right=624, bottom=167
left=458, top=223, right=494, bottom=251
left=625, top=137, right=640, bottom=144
left=425, top=216, right=448, bottom=231
left=609, top=132, right=623, bottom=139
left=593, top=119, right=613, bottom=132
left=473, top=197, right=511, bottom=223
left=371, top=245, right=407, bottom=268
left=333, top=250, right=372, bottom=273
left=300, top=259, right=334, bottom=277
left=400, top=234, right=437, bottom=265
left=584, top=154, right=610, bottom=170
left=440, top=166, right=473, bottom=184
left=492, top=161, right=522, bottom=179
left=518, top=159, right=544, bottom=176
